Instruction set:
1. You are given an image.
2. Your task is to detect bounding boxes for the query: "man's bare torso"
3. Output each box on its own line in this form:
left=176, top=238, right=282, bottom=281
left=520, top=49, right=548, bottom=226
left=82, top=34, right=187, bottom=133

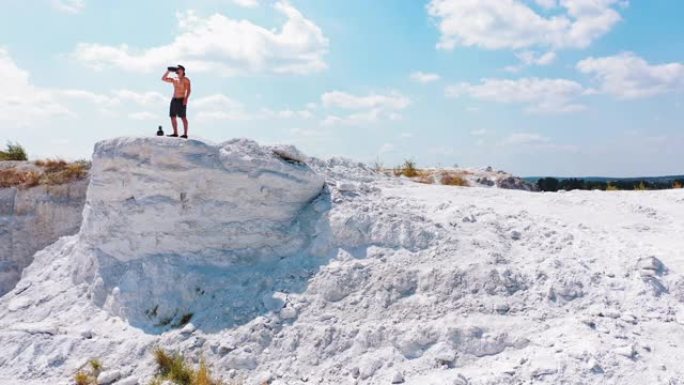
left=173, top=77, right=190, bottom=98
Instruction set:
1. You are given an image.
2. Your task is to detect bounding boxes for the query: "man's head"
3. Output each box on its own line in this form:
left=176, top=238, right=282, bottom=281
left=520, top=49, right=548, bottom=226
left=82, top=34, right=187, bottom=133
left=177, top=65, right=186, bottom=77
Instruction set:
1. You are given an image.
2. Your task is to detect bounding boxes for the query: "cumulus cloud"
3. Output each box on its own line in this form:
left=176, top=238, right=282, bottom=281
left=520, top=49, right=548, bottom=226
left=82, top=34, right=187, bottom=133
left=51, top=0, right=85, bottom=14
left=505, top=50, right=557, bottom=72
left=427, top=0, right=626, bottom=51
left=261, top=108, right=313, bottom=120
left=192, top=95, right=311, bottom=121
left=231, top=0, right=259, bottom=8
left=446, top=77, right=586, bottom=114
left=192, top=94, right=251, bottom=121
left=128, top=112, right=160, bottom=121
left=0, top=48, right=72, bottom=124
left=502, top=132, right=551, bottom=146
left=1, top=48, right=315, bottom=128
left=577, top=52, right=684, bottom=99
left=321, top=91, right=411, bottom=126
left=410, top=71, right=441, bottom=84
left=72, top=1, right=328, bottom=76
left=322, top=91, right=410, bottom=110
left=500, top=132, right=578, bottom=151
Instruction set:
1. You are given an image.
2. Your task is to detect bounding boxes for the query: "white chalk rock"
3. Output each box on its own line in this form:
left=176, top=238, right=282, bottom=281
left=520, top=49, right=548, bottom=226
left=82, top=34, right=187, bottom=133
left=637, top=256, right=664, bottom=277
left=614, top=344, right=636, bottom=358
left=279, top=306, right=298, bottom=320
left=675, top=307, right=684, bottom=325
left=180, top=322, right=196, bottom=335
left=391, top=371, right=405, bottom=384
left=116, top=376, right=139, bottom=385
left=263, top=292, right=288, bottom=312
left=96, top=369, right=121, bottom=385
left=81, top=137, right=325, bottom=263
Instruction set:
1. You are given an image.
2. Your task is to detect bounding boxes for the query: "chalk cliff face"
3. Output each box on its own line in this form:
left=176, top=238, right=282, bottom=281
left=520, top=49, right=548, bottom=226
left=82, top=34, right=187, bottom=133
left=80, top=137, right=325, bottom=264
left=0, top=170, right=87, bottom=295
left=68, top=137, right=327, bottom=330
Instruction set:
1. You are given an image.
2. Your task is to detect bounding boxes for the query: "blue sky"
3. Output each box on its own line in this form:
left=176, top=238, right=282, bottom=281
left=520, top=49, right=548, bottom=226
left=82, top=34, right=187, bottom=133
left=0, top=0, right=682, bottom=176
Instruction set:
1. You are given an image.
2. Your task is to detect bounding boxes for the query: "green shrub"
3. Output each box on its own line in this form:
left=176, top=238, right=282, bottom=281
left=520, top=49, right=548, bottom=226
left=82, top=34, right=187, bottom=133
left=0, top=142, right=28, bottom=161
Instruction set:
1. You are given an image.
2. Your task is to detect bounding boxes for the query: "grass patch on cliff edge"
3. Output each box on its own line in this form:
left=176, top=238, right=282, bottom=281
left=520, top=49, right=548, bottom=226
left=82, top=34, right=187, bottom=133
left=0, top=159, right=90, bottom=188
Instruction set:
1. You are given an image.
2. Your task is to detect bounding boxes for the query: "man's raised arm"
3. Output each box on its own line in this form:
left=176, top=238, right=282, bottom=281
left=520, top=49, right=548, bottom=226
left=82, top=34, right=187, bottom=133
left=161, top=70, right=173, bottom=83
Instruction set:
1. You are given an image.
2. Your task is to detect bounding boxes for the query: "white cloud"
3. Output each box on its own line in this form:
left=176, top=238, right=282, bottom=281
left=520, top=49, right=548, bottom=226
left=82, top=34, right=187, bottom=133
left=470, top=128, right=488, bottom=136
left=379, top=143, right=396, bottom=154
left=577, top=52, right=684, bottom=99
left=446, top=77, right=586, bottom=114
left=128, top=112, right=159, bottom=121
left=519, top=51, right=557, bottom=66
left=72, top=1, right=328, bottom=76
left=500, top=132, right=578, bottom=152
left=502, top=132, right=551, bottom=146
left=321, top=91, right=411, bottom=126
left=112, top=90, right=167, bottom=106
left=0, top=48, right=72, bottom=124
left=261, top=108, right=313, bottom=120
left=322, top=91, right=410, bottom=110
left=192, top=94, right=251, bottom=121
left=231, top=0, right=259, bottom=8
left=52, top=89, right=117, bottom=106
left=1, top=48, right=310, bottom=128
left=534, top=0, right=558, bottom=9
left=51, top=0, right=85, bottom=14
left=410, top=71, right=441, bottom=84
left=427, top=0, right=625, bottom=51
left=505, top=50, right=557, bottom=72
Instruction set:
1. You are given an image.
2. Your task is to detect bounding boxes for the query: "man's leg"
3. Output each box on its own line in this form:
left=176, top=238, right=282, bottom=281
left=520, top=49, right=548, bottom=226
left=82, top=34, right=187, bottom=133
left=181, top=117, right=189, bottom=137
left=170, top=117, right=178, bottom=135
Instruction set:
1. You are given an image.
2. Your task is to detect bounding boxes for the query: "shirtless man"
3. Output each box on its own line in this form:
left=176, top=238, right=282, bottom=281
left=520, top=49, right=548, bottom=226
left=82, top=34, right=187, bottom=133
left=162, top=65, right=192, bottom=138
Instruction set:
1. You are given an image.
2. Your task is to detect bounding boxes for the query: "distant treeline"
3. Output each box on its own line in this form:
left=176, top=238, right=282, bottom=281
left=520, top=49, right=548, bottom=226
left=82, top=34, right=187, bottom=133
left=536, top=177, right=684, bottom=192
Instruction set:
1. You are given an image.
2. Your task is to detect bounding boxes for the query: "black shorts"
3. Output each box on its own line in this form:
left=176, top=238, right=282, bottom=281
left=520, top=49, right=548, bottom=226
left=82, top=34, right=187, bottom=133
left=170, top=98, right=187, bottom=118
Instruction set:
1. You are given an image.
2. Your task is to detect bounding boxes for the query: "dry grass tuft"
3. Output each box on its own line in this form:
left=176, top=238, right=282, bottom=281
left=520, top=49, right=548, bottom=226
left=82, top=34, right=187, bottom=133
left=440, top=173, right=469, bottom=187
left=74, top=370, right=92, bottom=385
left=194, top=360, right=212, bottom=385
left=40, top=159, right=68, bottom=172
left=41, top=160, right=90, bottom=185
left=152, top=348, right=225, bottom=385
left=88, top=358, right=102, bottom=376
left=0, top=159, right=89, bottom=188
left=72, top=358, right=102, bottom=385
left=0, top=169, right=40, bottom=188
left=400, top=160, right=418, bottom=177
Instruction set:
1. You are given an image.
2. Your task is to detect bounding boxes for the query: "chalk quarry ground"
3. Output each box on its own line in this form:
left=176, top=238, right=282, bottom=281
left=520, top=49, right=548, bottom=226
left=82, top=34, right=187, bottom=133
left=1, top=138, right=684, bottom=385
